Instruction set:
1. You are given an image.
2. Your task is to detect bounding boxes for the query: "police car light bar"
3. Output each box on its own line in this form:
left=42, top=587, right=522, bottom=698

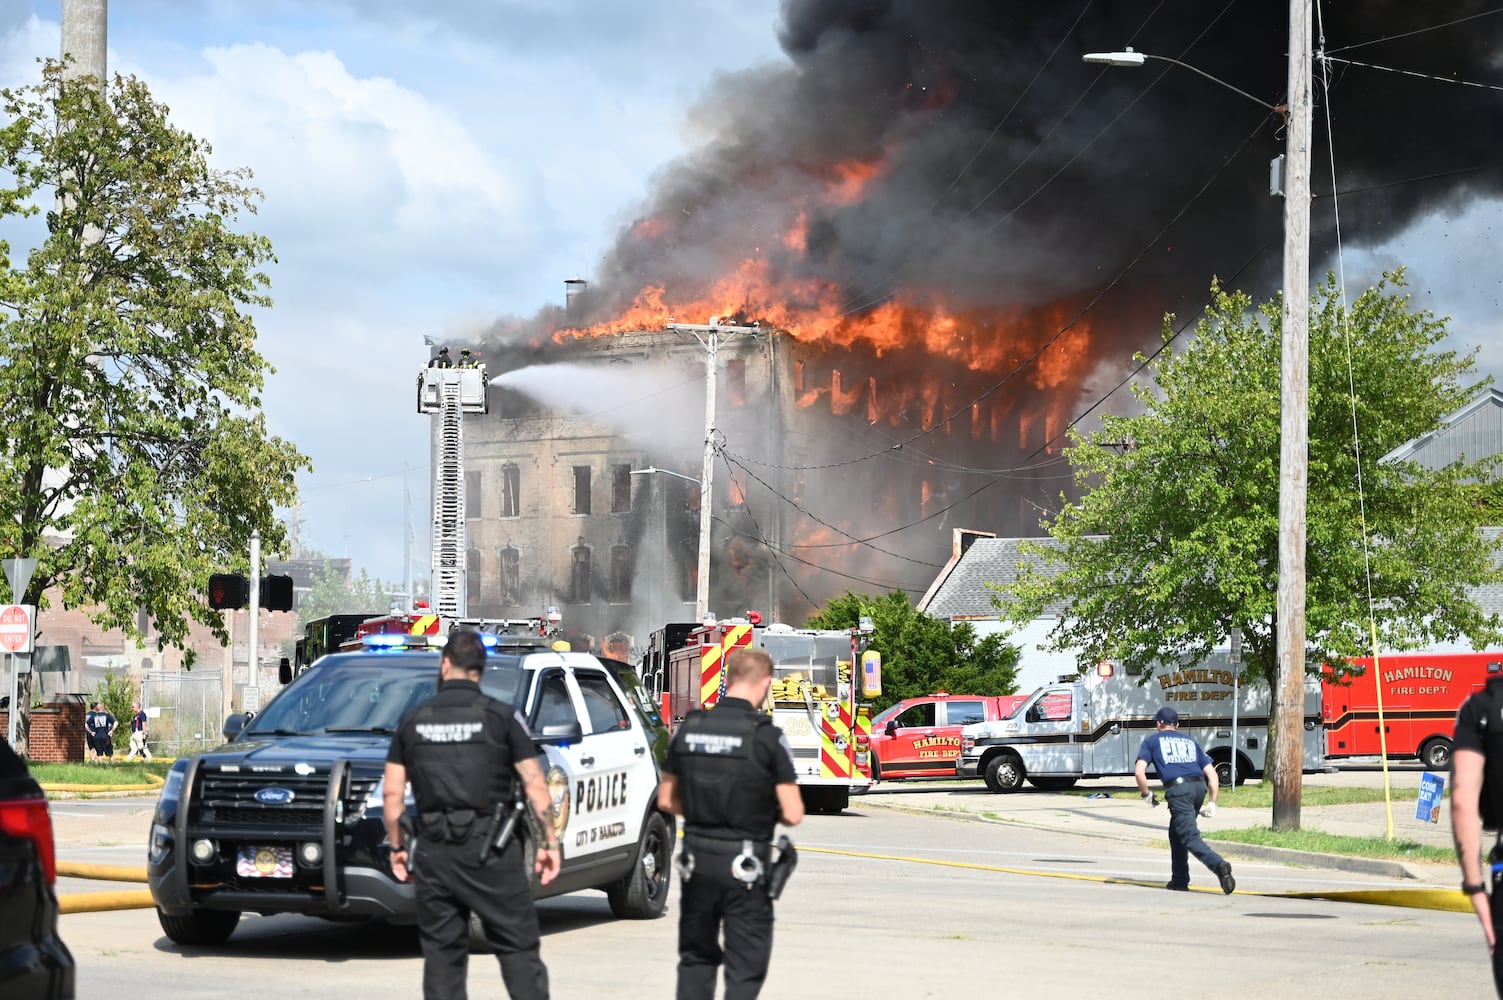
left=360, top=634, right=448, bottom=649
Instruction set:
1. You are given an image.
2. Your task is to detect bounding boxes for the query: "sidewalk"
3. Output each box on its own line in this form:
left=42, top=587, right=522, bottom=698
left=857, top=767, right=1458, bottom=884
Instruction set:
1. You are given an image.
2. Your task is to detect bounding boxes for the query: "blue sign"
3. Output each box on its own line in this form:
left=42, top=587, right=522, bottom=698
left=1415, top=771, right=1445, bottom=824
left=255, top=787, right=296, bottom=805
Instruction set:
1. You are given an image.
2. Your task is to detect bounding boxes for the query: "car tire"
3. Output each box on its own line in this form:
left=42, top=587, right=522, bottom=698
left=157, top=907, right=240, bottom=947
left=983, top=753, right=1024, bottom=793
left=1420, top=738, right=1452, bottom=770
left=607, top=811, right=673, bottom=919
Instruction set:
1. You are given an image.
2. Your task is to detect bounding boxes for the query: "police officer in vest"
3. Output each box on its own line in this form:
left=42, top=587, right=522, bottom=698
left=1452, top=672, right=1503, bottom=995
left=383, top=629, right=562, bottom=1000
left=657, top=647, right=803, bottom=1000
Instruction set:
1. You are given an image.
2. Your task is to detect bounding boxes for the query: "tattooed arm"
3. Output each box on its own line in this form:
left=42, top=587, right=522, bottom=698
left=514, top=756, right=560, bottom=885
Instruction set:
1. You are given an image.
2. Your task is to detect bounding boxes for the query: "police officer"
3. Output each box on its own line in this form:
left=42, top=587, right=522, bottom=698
left=1451, top=671, right=1503, bottom=995
left=383, top=629, right=562, bottom=1000
left=657, top=647, right=803, bottom=1000
left=1134, top=706, right=1235, bottom=894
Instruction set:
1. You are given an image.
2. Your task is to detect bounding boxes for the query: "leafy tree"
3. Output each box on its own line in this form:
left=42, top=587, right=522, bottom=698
left=0, top=63, right=308, bottom=755
left=994, top=273, right=1503, bottom=823
left=806, top=591, right=1020, bottom=713
left=295, top=559, right=392, bottom=623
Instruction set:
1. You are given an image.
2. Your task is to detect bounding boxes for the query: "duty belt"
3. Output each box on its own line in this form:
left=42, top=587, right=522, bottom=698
left=1164, top=775, right=1204, bottom=787
left=681, top=834, right=771, bottom=890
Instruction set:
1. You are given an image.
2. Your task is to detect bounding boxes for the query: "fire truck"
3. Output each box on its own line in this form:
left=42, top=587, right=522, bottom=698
left=285, top=608, right=563, bottom=681
left=648, top=617, right=877, bottom=814
left=1323, top=651, right=1503, bottom=769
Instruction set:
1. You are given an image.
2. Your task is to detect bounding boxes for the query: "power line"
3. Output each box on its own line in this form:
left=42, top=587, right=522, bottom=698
left=1326, top=7, right=1503, bottom=54
left=1323, top=55, right=1503, bottom=93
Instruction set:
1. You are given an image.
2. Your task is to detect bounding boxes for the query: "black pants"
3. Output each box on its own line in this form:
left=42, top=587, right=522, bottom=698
left=677, top=840, right=774, bottom=1000
left=1490, top=847, right=1503, bottom=996
left=413, top=834, right=548, bottom=1000
left=1164, top=781, right=1225, bottom=888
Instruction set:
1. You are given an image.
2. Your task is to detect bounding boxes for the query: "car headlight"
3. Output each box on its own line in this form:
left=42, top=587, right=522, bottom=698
left=157, top=761, right=187, bottom=809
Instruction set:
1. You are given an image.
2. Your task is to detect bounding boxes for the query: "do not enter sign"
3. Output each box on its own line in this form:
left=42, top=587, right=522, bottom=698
left=0, top=605, right=35, bottom=653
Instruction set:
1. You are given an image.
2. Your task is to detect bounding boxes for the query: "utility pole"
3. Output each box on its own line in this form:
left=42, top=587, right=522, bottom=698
left=1273, top=0, right=1313, bottom=831
left=665, top=319, right=761, bottom=623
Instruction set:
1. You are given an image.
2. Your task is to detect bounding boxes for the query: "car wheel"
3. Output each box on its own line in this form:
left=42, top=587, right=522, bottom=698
left=983, top=753, right=1024, bottom=793
left=1420, top=738, right=1452, bottom=770
left=157, top=907, right=240, bottom=947
left=607, top=811, right=673, bottom=919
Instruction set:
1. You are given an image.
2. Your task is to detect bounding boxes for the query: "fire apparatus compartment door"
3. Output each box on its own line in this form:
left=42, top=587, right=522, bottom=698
left=1022, top=688, right=1082, bottom=776
left=1082, top=694, right=1127, bottom=776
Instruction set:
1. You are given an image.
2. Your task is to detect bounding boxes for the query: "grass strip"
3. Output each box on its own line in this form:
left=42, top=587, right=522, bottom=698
left=1212, top=825, right=1454, bottom=864
left=29, top=760, right=175, bottom=786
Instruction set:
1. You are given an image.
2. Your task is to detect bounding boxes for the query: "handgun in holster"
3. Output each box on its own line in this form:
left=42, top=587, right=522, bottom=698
left=766, top=835, right=798, bottom=901
left=478, top=794, right=527, bottom=864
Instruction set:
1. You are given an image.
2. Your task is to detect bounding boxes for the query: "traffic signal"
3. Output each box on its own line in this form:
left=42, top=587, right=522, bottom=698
left=260, top=574, right=295, bottom=612
left=208, top=573, right=249, bottom=610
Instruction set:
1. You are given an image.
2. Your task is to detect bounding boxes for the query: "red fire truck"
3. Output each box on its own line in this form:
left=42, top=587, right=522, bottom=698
left=647, top=617, right=877, bottom=814
left=1322, top=651, right=1503, bottom=769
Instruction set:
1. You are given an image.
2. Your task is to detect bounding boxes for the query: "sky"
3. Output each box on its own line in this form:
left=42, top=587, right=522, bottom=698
left=1, top=0, right=789, bottom=588
left=1, top=1, right=1500, bottom=595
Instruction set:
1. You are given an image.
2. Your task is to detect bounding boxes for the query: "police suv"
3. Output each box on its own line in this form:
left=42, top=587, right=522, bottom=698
left=146, top=633, right=674, bottom=946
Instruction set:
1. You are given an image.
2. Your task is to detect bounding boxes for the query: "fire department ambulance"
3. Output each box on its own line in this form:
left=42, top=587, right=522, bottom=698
left=652, top=617, right=876, bottom=814
left=959, top=658, right=1323, bottom=792
left=1323, top=651, right=1503, bottom=769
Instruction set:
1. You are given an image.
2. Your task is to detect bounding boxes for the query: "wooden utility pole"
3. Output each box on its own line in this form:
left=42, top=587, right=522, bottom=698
left=1273, top=0, right=1313, bottom=831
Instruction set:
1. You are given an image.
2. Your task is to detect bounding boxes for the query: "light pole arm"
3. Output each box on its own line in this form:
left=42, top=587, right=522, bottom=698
left=1083, top=48, right=1279, bottom=114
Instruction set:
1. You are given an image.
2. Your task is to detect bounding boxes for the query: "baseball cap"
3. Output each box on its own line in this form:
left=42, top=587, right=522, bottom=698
left=1154, top=706, right=1180, bottom=725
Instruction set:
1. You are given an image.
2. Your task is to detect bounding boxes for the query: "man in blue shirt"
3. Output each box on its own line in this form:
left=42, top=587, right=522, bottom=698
left=1134, top=706, right=1235, bottom=894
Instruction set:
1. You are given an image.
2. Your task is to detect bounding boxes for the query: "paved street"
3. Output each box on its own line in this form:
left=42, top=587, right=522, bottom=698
left=49, top=772, right=1491, bottom=998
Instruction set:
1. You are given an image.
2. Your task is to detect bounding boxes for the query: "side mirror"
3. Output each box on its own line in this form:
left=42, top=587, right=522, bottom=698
left=884, top=719, right=898, bottom=737
left=534, top=720, right=584, bottom=746
left=222, top=713, right=251, bottom=741
left=278, top=658, right=292, bottom=685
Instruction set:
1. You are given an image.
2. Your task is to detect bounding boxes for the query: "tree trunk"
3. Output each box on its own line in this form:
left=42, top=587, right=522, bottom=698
left=11, top=671, right=32, bottom=758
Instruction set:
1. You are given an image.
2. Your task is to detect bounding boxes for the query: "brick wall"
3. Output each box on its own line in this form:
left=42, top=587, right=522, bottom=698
left=0, top=702, right=86, bottom=762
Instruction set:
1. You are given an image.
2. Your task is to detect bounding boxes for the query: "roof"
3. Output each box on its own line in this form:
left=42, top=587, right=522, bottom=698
left=918, top=530, right=1080, bottom=620
left=1381, top=385, right=1503, bottom=470
left=920, top=526, right=1503, bottom=622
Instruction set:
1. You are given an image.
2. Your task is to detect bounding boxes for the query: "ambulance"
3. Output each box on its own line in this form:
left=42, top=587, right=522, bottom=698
left=1322, top=651, right=1503, bottom=769
left=958, top=657, right=1324, bottom=793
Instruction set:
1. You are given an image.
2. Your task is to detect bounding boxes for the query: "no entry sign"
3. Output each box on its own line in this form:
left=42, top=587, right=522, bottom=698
left=0, top=604, right=35, bottom=653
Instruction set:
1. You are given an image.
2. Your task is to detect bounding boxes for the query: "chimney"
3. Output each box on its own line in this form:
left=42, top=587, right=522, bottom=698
left=564, top=277, right=588, bottom=322
left=61, top=0, right=107, bottom=90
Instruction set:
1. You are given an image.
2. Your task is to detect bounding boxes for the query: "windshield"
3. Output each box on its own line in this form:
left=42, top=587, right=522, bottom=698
left=246, top=657, right=438, bottom=735
left=872, top=703, right=902, bottom=727
left=480, top=659, right=528, bottom=709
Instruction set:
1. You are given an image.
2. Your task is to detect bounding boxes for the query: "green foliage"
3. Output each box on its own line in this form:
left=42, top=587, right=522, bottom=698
left=93, top=668, right=137, bottom=751
left=294, top=558, right=392, bottom=622
left=805, top=591, right=1021, bottom=712
left=994, top=272, right=1503, bottom=687
left=0, top=62, right=308, bottom=662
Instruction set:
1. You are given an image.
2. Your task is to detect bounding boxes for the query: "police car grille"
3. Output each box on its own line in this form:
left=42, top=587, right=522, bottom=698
left=198, top=772, right=330, bottom=828
left=344, top=774, right=382, bottom=821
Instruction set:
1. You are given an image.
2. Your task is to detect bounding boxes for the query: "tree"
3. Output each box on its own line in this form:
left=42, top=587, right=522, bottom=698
left=0, top=62, right=308, bottom=755
left=295, top=559, right=392, bottom=623
left=806, top=591, right=1020, bottom=713
left=994, top=273, right=1503, bottom=824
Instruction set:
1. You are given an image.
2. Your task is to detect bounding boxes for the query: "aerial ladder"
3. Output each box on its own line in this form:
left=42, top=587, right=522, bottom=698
left=417, top=358, right=489, bottom=617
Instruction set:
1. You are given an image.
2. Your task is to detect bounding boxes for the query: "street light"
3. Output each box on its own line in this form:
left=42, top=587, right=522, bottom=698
left=1084, top=13, right=1312, bottom=831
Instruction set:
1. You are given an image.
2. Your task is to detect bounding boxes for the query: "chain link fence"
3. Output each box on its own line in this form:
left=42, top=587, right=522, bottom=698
left=140, top=668, right=225, bottom=757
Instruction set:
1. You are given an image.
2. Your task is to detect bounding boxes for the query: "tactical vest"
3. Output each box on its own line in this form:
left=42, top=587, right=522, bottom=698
left=676, top=704, right=779, bottom=842
left=405, top=693, right=517, bottom=841
left=1474, top=676, right=1503, bottom=830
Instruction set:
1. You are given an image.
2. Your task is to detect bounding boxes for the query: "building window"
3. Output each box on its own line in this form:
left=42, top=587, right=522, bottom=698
left=570, top=542, right=592, bottom=603
left=500, top=547, right=521, bottom=606
left=465, top=471, right=481, bottom=518
left=573, top=466, right=592, bottom=516
left=609, top=544, right=632, bottom=603
left=611, top=464, right=632, bottom=514
left=501, top=463, right=520, bottom=518
left=726, top=358, right=746, bottom=407
left=466, top=546, right=482, bottom=611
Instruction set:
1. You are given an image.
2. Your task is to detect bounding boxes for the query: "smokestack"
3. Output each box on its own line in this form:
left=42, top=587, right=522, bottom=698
left=564, top=277, right=588, bottom=321
left=60, top=0, right=107, bottom=90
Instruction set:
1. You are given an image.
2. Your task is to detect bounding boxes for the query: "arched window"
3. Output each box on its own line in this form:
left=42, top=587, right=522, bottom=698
left=570, top=542, right=592, bottom=604
left=609, top=544, right=632, bottom=603
left=500, top=547, right=521, bottom=607
left=466, top=547, right=483, bottom=611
